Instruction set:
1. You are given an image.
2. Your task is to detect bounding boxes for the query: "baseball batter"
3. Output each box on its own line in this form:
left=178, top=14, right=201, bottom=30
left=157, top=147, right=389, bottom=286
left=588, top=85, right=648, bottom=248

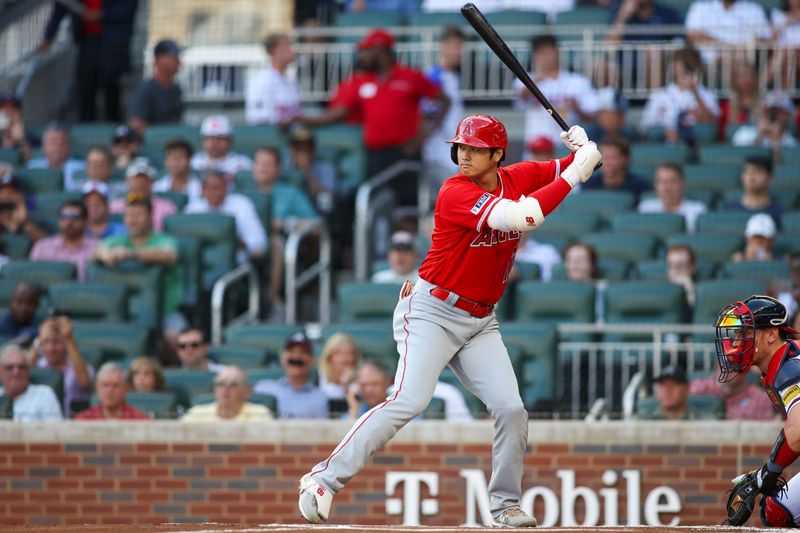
left=298, top=114, right=601, bottom=527
left=717, top=295, right=800, bottom=527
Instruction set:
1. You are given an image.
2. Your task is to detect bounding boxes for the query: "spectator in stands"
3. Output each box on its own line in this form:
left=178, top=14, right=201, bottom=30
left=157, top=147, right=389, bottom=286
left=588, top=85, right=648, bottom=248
left=153, top=139, right=202, bottom=203
left=109, top=158, right=177, bottom=231
left=0, top=283, right=41, bottom=340
left=564, top=242, right=606, bottom=321
left=245, top=33, right=300, bottom=125
left=109, top=124, right=141, bottom=170
left=182, top=365, right=273, bottom=421
left=638, top=163, right=707, bottom=233
left=642, top=364, right=705, bottom=420
left=94, top=195, right=185, bottom=337
left=128, top=39, right=184, bottom=135
left=639, top=47, right=719, bottom=143
left=41, top=0, right=138, bottom=121
left=126, top=356, right=165, bottom=393
left=372, top=231, right=420, bottom=283
left=607, top=0, right=682, bottom=42
left=774, top=252, right=800, bottom=318
left=731, top=213, right=777, bottom=263
left=719, top=63, right=761, bottom=138
left=318, top=333, right=361, bottom=401
left=0, top=173, right=47, bottom=243
left=690, top=370, right=777, bottom=420
left=582, top=136, right=650, bottom=199
left=185, top=170, right=268, bottom=265
left=82, top=182, right=125, bottom=239
left=252, top=147, right=318, bottom=232
left=29, top=200, right=98, bottom=281
left=0, top=92, right=31, bottom=163
left=298, top=28, right=449, bottom=206
left=771, top=0, right=800, bottom=86
left=73, top=145, right=117, bottom=196
left=517, top=35, right=599, bottom=147
left=174, top=328, right=225, bottom=373
left=513, top=232, right=561, bottom=282
left=0, top=344, right=62, bottom=421
left=586, top=88, right=630, bottom=142
left=254, top=332, right=329, bottom=419
left=666, top=244, right=698, bottom=307
left=422, top=26, right=465, bottom=185
left=75, top=362, right=149, bottom=420
left=26, top=124, right=85, bottom=190
left=344, top=359, right=393, bottom=420
left=285, top=129, right=337, bottom=216
left=527, top=136, right=555, bottom=162
left=723, top=155, right=783, bottom=226
left=29, top=315, right=94, bottom=418
left=345, top=0, right=419, bottom=12
left=190, top=116, right=252, bottom=181
left=732, top=91, right=797, bottom=158
left=685, top=0, right=770, bottom=64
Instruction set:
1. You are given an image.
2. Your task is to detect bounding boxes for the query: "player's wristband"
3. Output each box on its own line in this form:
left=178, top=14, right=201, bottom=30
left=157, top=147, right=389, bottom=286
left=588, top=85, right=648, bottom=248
left=768, top=429, right=800, bottom=472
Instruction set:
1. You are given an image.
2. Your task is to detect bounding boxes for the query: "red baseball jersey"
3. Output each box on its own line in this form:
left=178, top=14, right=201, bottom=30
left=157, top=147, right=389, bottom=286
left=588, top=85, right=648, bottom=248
left=418, top=158, right=570, bottom=305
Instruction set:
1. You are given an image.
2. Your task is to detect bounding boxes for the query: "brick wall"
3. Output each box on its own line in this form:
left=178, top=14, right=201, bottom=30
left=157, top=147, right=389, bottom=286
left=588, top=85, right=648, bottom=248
left=0, top=421, right=784, bottom=527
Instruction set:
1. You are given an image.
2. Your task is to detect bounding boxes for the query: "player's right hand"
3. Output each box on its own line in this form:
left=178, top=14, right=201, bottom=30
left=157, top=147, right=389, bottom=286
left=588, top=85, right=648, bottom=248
left=560, top=142, right=601, bottom=187
left=559, top=125, right=588, bottom=152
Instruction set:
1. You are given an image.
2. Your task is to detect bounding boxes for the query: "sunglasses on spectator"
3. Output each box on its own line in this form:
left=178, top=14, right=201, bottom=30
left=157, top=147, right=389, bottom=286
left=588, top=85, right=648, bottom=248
left=59, top=211, right=82, bottom=221
left=214, top=380, right=243, bottom=388
left=177, top=341, right=203, bottom=350
left=1, top=364, right=27, bottom=371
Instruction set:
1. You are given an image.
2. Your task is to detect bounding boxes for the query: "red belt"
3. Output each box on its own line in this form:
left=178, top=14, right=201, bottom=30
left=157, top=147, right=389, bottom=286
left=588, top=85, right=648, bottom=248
left=430, top=287, right=494, bottom=318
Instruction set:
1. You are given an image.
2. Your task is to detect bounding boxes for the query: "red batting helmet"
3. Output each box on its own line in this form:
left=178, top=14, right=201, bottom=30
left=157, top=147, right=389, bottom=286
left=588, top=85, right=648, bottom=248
left=448, top=114, right=507, bottom=164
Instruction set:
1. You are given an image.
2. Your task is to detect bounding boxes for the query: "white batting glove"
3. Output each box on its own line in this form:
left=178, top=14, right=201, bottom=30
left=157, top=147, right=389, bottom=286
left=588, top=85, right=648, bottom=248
left=561, top=142, right=601, bottom=188
left=559, top=125, right=589, bottom=152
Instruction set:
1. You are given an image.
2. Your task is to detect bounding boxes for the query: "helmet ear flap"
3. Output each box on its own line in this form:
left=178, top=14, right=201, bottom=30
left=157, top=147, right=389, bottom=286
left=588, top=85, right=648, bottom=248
left=450, top=145, right=458, bottom=165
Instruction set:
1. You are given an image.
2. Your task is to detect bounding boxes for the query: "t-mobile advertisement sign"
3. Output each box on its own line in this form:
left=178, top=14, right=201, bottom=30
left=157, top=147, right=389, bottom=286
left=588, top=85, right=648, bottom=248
left=385, top=469, right=681, bottom=527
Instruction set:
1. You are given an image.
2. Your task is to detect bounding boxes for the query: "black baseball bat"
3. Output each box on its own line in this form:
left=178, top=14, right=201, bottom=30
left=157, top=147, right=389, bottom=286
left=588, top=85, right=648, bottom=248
left=460, top=2, right=570, bottom=132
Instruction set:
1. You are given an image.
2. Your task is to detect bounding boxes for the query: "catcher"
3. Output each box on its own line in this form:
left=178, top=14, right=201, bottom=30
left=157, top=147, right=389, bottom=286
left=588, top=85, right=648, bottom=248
left=717, top=295, right=800, bottom=527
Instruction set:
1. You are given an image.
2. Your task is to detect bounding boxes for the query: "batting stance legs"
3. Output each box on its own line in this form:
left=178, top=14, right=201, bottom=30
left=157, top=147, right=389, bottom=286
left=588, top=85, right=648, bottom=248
left=299, top=279, right=529, bottom=523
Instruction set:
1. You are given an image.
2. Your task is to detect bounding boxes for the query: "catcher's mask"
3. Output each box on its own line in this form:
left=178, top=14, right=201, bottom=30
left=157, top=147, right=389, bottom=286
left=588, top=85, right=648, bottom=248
left=715, top=301, right=756, bottom=383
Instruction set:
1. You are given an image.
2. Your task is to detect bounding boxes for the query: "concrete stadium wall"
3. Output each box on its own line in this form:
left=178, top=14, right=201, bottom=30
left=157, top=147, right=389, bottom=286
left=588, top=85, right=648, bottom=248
left=0, top=420, right=785, bottom=527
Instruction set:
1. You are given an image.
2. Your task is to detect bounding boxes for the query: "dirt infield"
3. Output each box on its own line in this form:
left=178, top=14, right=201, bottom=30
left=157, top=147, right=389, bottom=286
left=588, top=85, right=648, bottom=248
left=0, top=524, right=777, bottom=533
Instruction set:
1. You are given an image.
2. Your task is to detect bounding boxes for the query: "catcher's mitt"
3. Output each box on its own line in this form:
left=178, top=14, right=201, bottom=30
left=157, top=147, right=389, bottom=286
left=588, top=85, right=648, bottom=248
left=724, top=469, right=787, bottom=526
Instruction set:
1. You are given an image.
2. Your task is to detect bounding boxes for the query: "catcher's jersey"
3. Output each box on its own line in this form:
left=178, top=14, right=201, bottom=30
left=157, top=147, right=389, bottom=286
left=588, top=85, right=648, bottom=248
left=418, top=158, right=566, bottom=305
left=762, top=340, right=800, bottom=417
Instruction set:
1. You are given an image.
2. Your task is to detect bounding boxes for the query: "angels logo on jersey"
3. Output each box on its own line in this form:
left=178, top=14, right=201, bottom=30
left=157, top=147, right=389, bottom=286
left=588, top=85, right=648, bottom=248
left=470, top=227, right=521, bottom=247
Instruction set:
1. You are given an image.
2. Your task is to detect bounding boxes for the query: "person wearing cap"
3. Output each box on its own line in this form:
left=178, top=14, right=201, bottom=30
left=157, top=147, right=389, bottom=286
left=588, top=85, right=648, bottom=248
left=153, top=139, right=202, bottom=203
left=253, top=332, right=329, bottom=419
left=128, top=39, right=184, bottom=136
left=29, top=200, right=99, bottom=281
left=637, top=364, right=706, bottom=421
left=109, top=158, right=176, bottom=231
left=190, top=115, right=252, bottom=181
left=245, top=33, right=300, bottom=126
left=182, top=365, right=273, bottom=422
left=723, top=155, right=783, bottom=228
left=732, top=90, right=798, bottom=155
left=732, top=213, right=778, bottom=263
left=82, top=181, right=125, bottom=239
left=41, top=0, right=137, bottom=121
left=110, top=124, right=142, bottom=170
left=26, top=124, right=85, bottom=191
left=638, top=163, right=707, bottom=233
left=526, top=136, right=555, bottom=162
left=371, top=231, right=420, bottom=283
left=0, top=91, right=30, bottom=163
left=298, top=28, right=450, bottom=206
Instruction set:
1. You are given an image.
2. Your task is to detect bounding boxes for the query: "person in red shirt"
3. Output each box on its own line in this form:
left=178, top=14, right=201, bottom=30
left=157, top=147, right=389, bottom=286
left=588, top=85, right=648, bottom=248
left=75, top=362, right=148, bottom=420
left=301, top=28, right=450, bottom=206
left=297, top=114, right=601, bottom=527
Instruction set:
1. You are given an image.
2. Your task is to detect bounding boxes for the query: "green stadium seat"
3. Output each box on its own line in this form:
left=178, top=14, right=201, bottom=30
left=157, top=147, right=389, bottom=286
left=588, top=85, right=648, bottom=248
left=554, top=6, right=609, bottom=24
left=515, top=281, right=595, bottom=324
left=0, top=279, right=18, bottom=308
left=777, top=234, right=800, bottom=255
left=163, top=214, right=236, bottom=291
left=231, top=124, right=286, bottom=154
left=583, top=233, right=657, bottom=262
left=174, top=235, right=201, bottom=308
left=70, top=123, right=116, bottom=156
left=557, top=190, right=636, bottom=220
left=406, top=11, right=463, bottom=29
left=86, top=263, right=163, bottom=330
left=720, top=261, right=790, bottom=283
left=240, top=191, right=272, bottom=235
left=771, top=186, right=800, bottom=211
left=683, top=164, right=740, bottom=192
left=635, top=259, right=718, bottom=281
left=29, top=367, right=64, bottom=409
left=34, top=191, right=82, bottom=223
left=48, top=282, right=127, bottom=322
left=2, top=261, right=76, bottom=290
left=15, top=168, right=63, bottom=194
left=337, top=10, right=406, bottom=28
left=0, top=148, right=20, bottom=165
left=773, top=165, right=798, bottom=187
left=693, top=280, right=767, bottom=325
left=422, top=397, right=446, bottom=419
left=609, top=213, right=685, bottom=240
left=695, top=211, right=753, bottom=235
left=321, top=323, right=396, bottom=368
left=605, top=281, right=687, bottom=340
left=234, top=171, right=255, bottom=191
left=163, top=369, right=215, bottom=409
left=667, top=234, right=742, bottom=262
left=126, top=391, right=177, bottom=419
left=630, top=143, right=689, bottom=166
left=699, top=145, right=770, bottom=165
left=538, top=212, right=600, bottom=239
left=73, top=322, right=150, bottom=363
left=0, top=395, right=11, bottom=419
left=439, top=367, right=486, bottom=418
left=247, top=365, right=284, bottom=385
left=155, top=191, right=188, bottom=211
left=486, top=10, right=547, bottom=26
left=224, top=324, right=304, bottom=361
left=208, top=344, right=270, bottom=368
left=552, top=258, right=630, bottom=281
left=514, top=261, right=540, bottom=280
left=76, top=345, right=104, bottom=368
left=2, top=234, right=32, bottom=261
left=143, top=124, right=202, bottom=152
left=337, top=281, right=402, bottom=322
left=635, top=394, right=724, bottom=420
left=501, top=322, right=557, bottom=398
left=315, top=124, right=364, bottom=152
left=336, top=149, right=367, bottom=194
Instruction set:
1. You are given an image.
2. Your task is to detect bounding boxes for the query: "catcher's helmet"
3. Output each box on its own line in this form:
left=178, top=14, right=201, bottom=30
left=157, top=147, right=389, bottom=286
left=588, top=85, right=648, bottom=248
left=448, top=114, right=507, bottom=165
left=714, top=295, right=798, bottom=382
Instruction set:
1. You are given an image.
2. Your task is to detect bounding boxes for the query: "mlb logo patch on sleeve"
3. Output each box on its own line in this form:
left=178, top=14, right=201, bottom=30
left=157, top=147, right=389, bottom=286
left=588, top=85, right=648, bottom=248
left=471, top=193, right=491, bottom=215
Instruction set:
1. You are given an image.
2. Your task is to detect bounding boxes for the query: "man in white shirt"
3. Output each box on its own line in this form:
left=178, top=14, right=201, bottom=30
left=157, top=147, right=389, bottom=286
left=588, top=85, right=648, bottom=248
left=515, top=34, right=599, bottom=149
left=190, top=115, right=252, bottom=182
left=639, top=47, right=719, bottom=142
left=185, top=170, right=267, bottom=264
left=638, top=163, right=707, bottom=233
left=245, top=33, right=301, bottom=125
left=0, top=344, right=62, bottom=421
left=686, top=0, right=770, bottom=62
left=153, top=139, right=202, bottom=203
left=371, top=231, right=419, bottom=283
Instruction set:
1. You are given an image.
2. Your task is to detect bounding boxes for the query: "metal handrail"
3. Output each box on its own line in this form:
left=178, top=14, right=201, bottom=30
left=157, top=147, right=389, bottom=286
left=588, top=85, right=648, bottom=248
left=285, top=218, right=331, bottom=325
left=354, top=160, right=422, bottom=281
left=210, top=263, right=259, bottom=345
left=621, top=371, right=645, bottom=421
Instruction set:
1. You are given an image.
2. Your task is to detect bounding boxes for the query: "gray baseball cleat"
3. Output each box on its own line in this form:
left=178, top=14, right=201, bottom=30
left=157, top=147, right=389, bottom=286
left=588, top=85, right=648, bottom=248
left=491, top=507, right=538, bottom=528
left=298, top=473, right=333, bottom=523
